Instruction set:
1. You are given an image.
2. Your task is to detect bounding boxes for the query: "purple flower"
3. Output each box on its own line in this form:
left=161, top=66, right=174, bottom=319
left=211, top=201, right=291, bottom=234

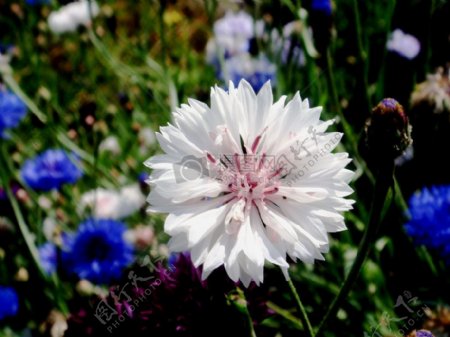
left=387, top=29, right=420, bottom=60
left=416, top=330, right=435, bottom=337
left=20, top=149, right=83, bottom=191
left=66, top=253, right=274, bottom=336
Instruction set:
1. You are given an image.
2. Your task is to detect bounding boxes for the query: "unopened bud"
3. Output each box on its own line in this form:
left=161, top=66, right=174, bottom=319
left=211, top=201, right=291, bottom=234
left=365, top=98, right=412, bottom=165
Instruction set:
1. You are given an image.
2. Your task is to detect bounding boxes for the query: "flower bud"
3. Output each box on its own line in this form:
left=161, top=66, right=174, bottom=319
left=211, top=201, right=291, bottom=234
left=365, top=98, right=412, bottom=166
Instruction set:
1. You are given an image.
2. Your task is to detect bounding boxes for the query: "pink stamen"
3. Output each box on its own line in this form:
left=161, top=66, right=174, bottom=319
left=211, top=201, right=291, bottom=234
left=206, top=152, right=216, bottom=164
left=264, top=187, right=279, bottom=195
left=251, top=127, right=268, bottom=153
left=251, top=135, right=262, bottom=153
left=268, top=167, right=283, bottom=180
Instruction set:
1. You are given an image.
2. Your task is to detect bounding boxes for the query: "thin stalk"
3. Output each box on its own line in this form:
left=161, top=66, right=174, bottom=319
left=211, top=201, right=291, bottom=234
left=315, top=165, right=393, bottom=336
left=425, top=0, right=436, bottom=73
left=0, top=144, right=44, bottom=278
left=325, top=48, right=375, bottom=184
left=158, top=0, right=167, bottom=68
left=352, top=0, right=371, bottom=111
left=375, top=0, right=397, bottom=100
left=287, top=277, right=314, bottom=337
left=228, top=287, right=257, bottom=337
left=1, top=73, right=47, bottom=123
left=266, top=301, right=303, bottom=330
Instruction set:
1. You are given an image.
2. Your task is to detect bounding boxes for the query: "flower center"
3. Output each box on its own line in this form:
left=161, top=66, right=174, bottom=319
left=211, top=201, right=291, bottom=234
left=209, top=151, right=283, bottom=232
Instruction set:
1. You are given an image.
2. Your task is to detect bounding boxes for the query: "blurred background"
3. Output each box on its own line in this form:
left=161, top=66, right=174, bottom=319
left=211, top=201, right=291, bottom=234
left=0, top=0, right=450, bottom=336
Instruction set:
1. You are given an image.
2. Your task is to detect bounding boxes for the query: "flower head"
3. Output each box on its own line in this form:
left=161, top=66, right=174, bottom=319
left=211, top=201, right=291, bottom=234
left=311, top=0, right=332, bottom=15
left=0, top=286, right=19, bottom=320
left=62, top=218, right=134, bottom=284
left=48, top=0, right=99, bottom=34
left=78, top=184, right=146, bottom=219
left=387, top=29, right=420, bottom=60
left=0, top=90, right=27, bottom=139
left=411, top=67, right=450, bottom=114
left=223, top=54, right=277, bottom=92
left=98, top=136, right=121, bottom=155
left=210, top=10, right=254, bottom=58
left=406, top=330, right=435, bottom=337
left=20, top=149, right=83, bottom=191
left=38, top=242, right=58, bottom=275
left=423, top=305, right=450, bottom=335
left=405, top=185, right=450, bottom=263
left=365, top=98, right=412, bottom=166
left=145, top=80, right=354, bottom=286
left=25, top=0, right=50, bottom=5
left=65, top=253, right=272, bottom=336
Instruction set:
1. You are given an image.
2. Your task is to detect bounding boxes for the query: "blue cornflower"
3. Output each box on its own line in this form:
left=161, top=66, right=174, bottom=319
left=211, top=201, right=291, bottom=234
left=416, top=330, right=435, bottom=337
left=20, top=149, right=83, bottom=191
left=311, top=0, right=332, bottom=15
left=62, top=219, right=134, bottom=284
left=38, top=242, right=57, bottom=275
left=224, top=54, right=277, bottom=92
left=0, top=286, right=19, bottom=320
left=405, top=185, right=450, bottom=262
left=0, top=90, right=27, bottom=139
left=25, top=0, right=50, bottom=5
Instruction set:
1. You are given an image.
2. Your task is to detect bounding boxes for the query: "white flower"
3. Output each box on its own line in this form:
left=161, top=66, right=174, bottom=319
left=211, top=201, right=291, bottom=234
left=124, top=225, right=155, bottom=249
left=79, top=184, right=145, bottom=219
left=145, top=80, right=354, bottom=286
left=43, top=216, right=58, bottom=241
left=387, top=29, right=420, bottom=60
left=411, top=68, right=450, bottom=114
left=48, top=0, right=100, bottom=34
left=98, top=135, right=121, bottom=155
left=138, top=127, right=157, bottom=155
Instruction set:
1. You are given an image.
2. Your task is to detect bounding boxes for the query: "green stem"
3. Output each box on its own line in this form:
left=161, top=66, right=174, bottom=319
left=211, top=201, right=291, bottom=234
left=228, top=287, right=257, bottom=337
left=202, top=0, right=218, bottom=27
left=315, top=165, right=393, bottom=336
left=1, top=73, right=47, bottom=123
left=266, top=301, right=303, bottom=330
left=158, top=0, right=167, bottom=68
left=375, top=0, right=397, bottom=101
left=0, top=145, right=45, bottom=278
left=352, top=0, right=371, bottom=111
left=245, top=308, right=258, bottom=337
left=287, top=278, right=314, bottom=337
left=325, top=48, right=374, bottom=185
left=425, top=0, right=435, bottom=74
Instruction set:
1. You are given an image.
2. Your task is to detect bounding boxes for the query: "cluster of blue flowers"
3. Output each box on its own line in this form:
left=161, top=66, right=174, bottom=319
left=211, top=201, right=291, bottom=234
left=206, top=11, right=277, bottom=91
left=20, top=149, right=83, bottom=191
left=0, top=286, right=19, bottom=321
left=0, top=90, right=27, bottom=139
left=405, top=185, right=450, bottom=263
left=311, top=0, right=332, bottom=15
left=39, top=219, right=134, bottom=284
left=25, top=0, right=49, bottom=5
